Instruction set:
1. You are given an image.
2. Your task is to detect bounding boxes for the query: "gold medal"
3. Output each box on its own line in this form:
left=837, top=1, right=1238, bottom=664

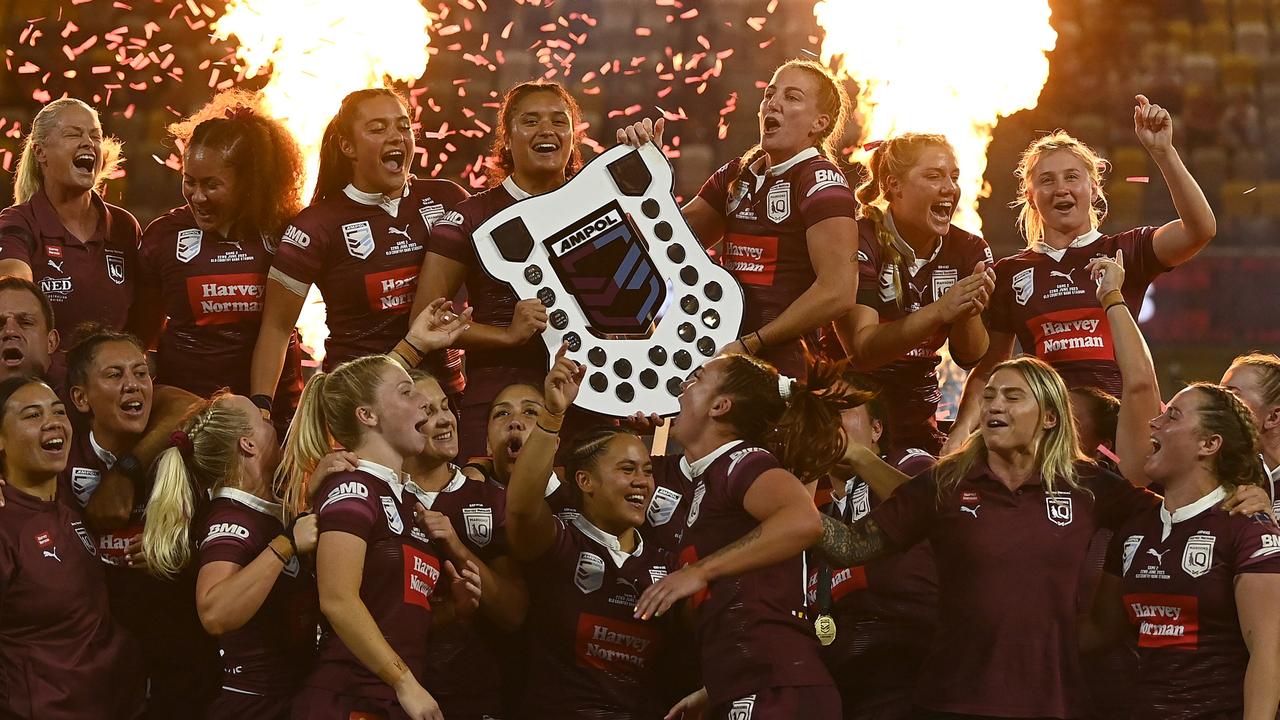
left=814, top=613, right=837, bottom=646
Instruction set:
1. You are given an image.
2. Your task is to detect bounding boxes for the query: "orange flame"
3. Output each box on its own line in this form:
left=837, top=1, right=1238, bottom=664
left=814, top=0, right=1057, bottom=233
left=213, top=0, right=435, bottom=361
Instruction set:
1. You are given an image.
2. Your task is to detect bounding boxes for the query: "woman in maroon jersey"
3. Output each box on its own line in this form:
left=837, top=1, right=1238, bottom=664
left=634, top=353, right=867, bottom=720
left=412, top=80, right=587, bottom=461
left=250, top=88, right=469, bottom=420
left=138, top=391, right=323, bottom=719
left=132, top=90, right=306, bottom=429
left=1086, top=383, right=1280, bottom=720
left=282, top=354, right=480, bottom=720
left=832, top=133, right=994, bottom=454
left=503, top=345, right=674, bottom=718
left=403, top=369, right=528, bottom=719
left=0, top=98, right=141, bottom=385
left=0, top=376, right=144, bottom=720
left=1221, top=353, right=1280, bottom=505
left=948, top=94, right=1218, bottom=451
left=621, top=59, right=859, bottom=381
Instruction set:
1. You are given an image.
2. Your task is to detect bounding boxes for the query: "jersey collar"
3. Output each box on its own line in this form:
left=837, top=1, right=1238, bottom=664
left=501, top=176, right=534, bottom=201
left=357, top=459, right=407, bottom=501
left=571, top=514, right=644, bottom=567
left=884, top=211, right=943, bottom=276
left=1159, top=486, right=1227, bottom=541
left=343, top=181, right=410, bottom=217
left=1029, top=228, right=1102, bottom=261
left=680, top=440, right=739, bottom=479
left=749, top=146, right=820, bottom=179
left=405, top=465, right=468, bottom=510
left=88, top=431, right=117, bottom=469
left=213, top=486, right=283, bottom=520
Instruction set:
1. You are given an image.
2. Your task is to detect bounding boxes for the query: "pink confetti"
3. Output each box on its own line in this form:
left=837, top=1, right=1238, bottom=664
left=1125, top=176, right=1149, bottom=183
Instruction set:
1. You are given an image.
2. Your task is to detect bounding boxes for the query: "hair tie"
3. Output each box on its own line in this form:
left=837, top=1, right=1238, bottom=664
left=862, top=139, right=884, bottom=151
left=170, top=430, right=194, bottom=459
left=778, top=375, right=795, bottom=401
left=224, top=104, right=254, bottom=122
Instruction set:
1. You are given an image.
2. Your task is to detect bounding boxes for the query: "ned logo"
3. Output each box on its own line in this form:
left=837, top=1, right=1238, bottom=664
left=543, top=200, right=666, bottom=337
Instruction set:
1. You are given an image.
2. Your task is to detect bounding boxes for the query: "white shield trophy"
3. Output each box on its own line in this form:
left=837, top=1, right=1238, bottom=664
left=472, top=143, right=745, bottom=418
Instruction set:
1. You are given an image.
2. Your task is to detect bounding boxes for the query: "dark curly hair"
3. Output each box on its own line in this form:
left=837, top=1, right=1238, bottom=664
left=169, top=89, right=304, bottom=240
left=485, top=80, right=584, bottom=187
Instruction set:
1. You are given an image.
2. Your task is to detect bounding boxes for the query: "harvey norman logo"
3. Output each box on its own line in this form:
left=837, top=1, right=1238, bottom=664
left=552, top=208, right=622, bottom=257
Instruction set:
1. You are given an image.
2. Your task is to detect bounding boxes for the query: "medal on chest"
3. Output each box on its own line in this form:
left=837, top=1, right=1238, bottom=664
left=814, top=613, right=838, bottom=646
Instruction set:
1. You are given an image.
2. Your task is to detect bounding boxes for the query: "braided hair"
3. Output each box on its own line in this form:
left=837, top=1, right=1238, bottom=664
left=1186, top=382, right=1266, bottom=492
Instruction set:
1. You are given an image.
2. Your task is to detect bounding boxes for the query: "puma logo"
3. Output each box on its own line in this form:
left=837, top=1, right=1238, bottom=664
left=1147, top=548, right=1169, bottom=564
left=42, top=549, right=61, bottom=562
left=388, top=224, right=412, bottom=240
left=1049, top=269, right=1076, bottom=283
left=960, top=505, right=980, bottom=518
left=47, top=259, right=65, bottom=273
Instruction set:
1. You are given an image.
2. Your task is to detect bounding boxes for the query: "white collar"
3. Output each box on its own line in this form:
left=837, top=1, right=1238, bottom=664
left=1263, top=454, right=1278, bottom=483
left=343, top=182, right=409, bottom=217
left=543, top=471, right=564, bottom=498
left=88, top=431, right=117, bottom=469
left=1159, top=486, right=1227, bottom=541
left=570, top=514, right=644, bottom=567
left=680, top=440, right=739, bottom=479
left=750, top=146, right=820, bottom=179
left=884, top=211, right=942, bottom=275
left=501, top=176, right=533, bottom=201
left=1030, top=228, right=1102, bottom=260
left=405, top=466, right=468, bottom=510
left=357, top=459, right=406, bottom=502
left=213, top=486, right=284, bottom=520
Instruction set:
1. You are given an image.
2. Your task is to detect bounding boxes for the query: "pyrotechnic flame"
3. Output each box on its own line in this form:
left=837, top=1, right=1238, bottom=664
left=213, top=0, right=434, bottom=361
left=814, top=0, right=1057, bottom=233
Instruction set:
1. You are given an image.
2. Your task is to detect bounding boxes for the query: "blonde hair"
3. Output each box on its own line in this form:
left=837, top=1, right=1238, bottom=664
left=280, top=354, right=401, bottom=518
left=143, top=392, right=253, bottom=579
left=854, top=133, right=955, bottom=307
left=14, top=98, right=124, bottom=204
left=1012, top=130, right=1109, bottom=247
left=933, top=356, right=1089, bottom=503
left=735, top=59, right=852, bottom=176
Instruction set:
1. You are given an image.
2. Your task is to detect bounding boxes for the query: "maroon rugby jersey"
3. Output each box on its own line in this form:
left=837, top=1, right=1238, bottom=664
left=855, top=217, right=992, bottom=452
left=137, top=206, right=303, bottom=419
left=406, top=468, right=508, bottom=719
left=430, top=177, right=548, bottom=425
left=1106, top=487, right=1280, bottom=720
left=807, top=448, right=938, bottom=712
left=696, top=148, right=857, bottom=379
left=59, top=429, right=221, bottom=714
left=679, top=441, right=835, bottom=706
left=0, top=485, right=144, bottom=720
left=871, top=458, right=1159, bottom=717
left=306, top=460, right=443, bottom=702
left=0, top=189, right=140, bottom=383
left=522, top=515, right=672, bottom=718
left=270, top=177, right=468, bottom=389
left=197, top=488, right=317, bottom=699
left=986, top=227, right=1166, bottom=395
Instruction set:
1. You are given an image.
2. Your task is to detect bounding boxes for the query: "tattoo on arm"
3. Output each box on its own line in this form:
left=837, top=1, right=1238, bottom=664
left=818, top=514, right=890, bottom=567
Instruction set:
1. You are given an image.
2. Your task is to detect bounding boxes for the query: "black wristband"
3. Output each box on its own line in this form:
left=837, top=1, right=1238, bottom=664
left=285, top=513, right=307, bottom=556
left=250, top=394, right=274, bottom=413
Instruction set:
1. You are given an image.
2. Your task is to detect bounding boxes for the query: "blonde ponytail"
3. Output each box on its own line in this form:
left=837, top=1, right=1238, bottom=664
left=144, top=447, right=198, bottom=579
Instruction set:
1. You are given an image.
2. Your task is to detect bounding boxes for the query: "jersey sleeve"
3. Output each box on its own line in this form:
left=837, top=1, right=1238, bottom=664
left=531, top=515, right=576, bottom=567
left=0, top=535, right=15, bottom=593
left=1089, top=465, right=1161, bottom=531
left=984, top=259, right=1017, bottom=335
left=870, top=470, right=940, bottom=549
left=270, top=210, right=329, bottom=293
left=427, top=206, right=477, bottom=266
left=855, top=224, right=883, bottom=309
left=1233, top=515, right=1280, bottom=574
left=796, top=161, right=857, bottom=227
left=722, top=446, right=779, bottom=510
left=1117, top=226, right=1166, bottom=289
left=1101, top=525, right=1127, bottom=577
left=198, top=506, right=262, bottom=567
left=966, top=234, right=995, bottom=271
left=0, top=205, right=37, bottom=266
left=315, top=474, right=378, bottom=538
left=114, top=206, right=143, bottom=250
left=695, top=160, right=739, bottom=216
left=894, top=449, right=938, bottom=478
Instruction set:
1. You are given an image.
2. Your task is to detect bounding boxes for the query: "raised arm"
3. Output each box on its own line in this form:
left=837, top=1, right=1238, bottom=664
left=843, top=444, right=912, bottom=501
left=1089, top=251, right=1160, bottom=486
left=196, top=515, right=317, bottom=634
left=410, top=252, right=545, bottom=351
left=815, top=514, right=895, bottom=568
left=388, top=298, right=471, bottom=371
left=415, top=508, right=528, bottom=631
left=505, top=343, right=579, bottom=562
left=249, top=278, right=307, bottom=399
left=942, top=330, right=1016, bottom=455
left=618, top=117, right=726, bottom=248
left=1134, top=94, right=1217, bottom=267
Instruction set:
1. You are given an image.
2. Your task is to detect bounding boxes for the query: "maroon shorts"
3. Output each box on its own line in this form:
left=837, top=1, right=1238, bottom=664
left=712, top=685, right=841, bottom=720
left=291, top=687, right=406, bottom=720
left=209, top=690, right=292, bottom=720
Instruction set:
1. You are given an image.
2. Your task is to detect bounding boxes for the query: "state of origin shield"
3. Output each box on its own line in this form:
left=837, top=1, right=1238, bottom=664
left=473, top=143, right=745, bottom=417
